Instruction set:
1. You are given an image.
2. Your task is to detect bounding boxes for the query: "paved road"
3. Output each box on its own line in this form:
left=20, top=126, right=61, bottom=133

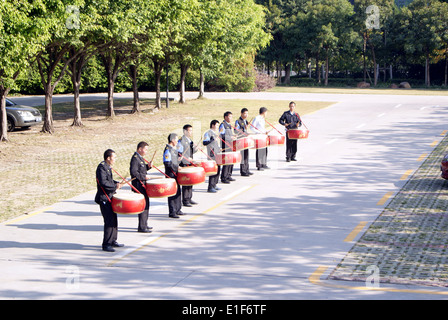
left=2, top=91, right=448, bottom=301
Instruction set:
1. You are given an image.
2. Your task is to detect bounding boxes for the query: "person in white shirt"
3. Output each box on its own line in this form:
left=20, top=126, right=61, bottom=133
left=251, top=107, right=269, bottom=170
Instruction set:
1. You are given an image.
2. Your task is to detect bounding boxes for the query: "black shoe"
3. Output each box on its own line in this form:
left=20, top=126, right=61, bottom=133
left=228, top=177, right=236, bottom=181
left=286, top=158, right=290, bottom=162
left=169, top=214, right=179, bottom=219
left=241, top=173, right=250, bottom=176
left=189, top=200, right=198, bottom=205
left=248, top=172, right=254, bottom=175
left=221, top=180, right=230, bottom=184
left=207, top=188, right=217, bottom=193
left=183, top=203, right=193, bottom=207
left=257, top=167, right=264, bottom=171
left=102, top=246, right=115, bottom=252
left=263, top=165, right=270, bottom=169
left=138, top=228, right=152, bottom=233
left=177, top=211, right=186, bottom=215
left=112, top=241, right=124, bottom=247
left=215, top=186, right=222, bottom=190
left=291, top=158, right=297, bottom=161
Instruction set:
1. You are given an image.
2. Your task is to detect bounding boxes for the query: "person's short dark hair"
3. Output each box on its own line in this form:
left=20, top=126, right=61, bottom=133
left=241, top=108, right=248, bottom=114
left=168, top=133, right=178, bottom=143
left=183, top=124, right=192, bottom=131
left=289, top=101, right=296, bottom=107
left=137, top=141, right=148, bottom=150
left=103, top=149, right=115, bottom=161
left=259, top=107, right=268, bottom=114
left=210, top=120, right=219, bottom=128
left=224, top=111, right=232, bottom=118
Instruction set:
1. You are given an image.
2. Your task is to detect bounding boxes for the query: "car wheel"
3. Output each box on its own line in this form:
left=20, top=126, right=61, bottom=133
left=7, top=117, right=15, bottom=132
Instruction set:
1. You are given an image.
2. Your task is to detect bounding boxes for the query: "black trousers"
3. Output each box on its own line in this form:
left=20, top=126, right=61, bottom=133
left=99, top=201, right=117, bottom=248
left=168, top=181, right=182, bottom=215
left=182, top=185, right=193, bottom=204
left=286, top=136, right=298, bottom=159
left=256, top=147, right=268, bottom=168
left=138, top=193, right=150, bottom=231
left=221, top=164, right=233, bottom=182
left=208, top=165, right=221, bottom=190
left=240, top=149, right=249, bottom=175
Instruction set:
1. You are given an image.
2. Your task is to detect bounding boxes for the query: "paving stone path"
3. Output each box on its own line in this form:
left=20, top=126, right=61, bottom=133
left=329, top=134, right=448, bottom=287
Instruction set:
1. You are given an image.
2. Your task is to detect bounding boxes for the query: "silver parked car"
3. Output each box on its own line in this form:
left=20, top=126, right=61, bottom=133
left=6, top=98, right=42, bottom=132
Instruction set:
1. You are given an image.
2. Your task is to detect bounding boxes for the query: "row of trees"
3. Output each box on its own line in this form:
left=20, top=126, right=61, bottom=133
left=0, top=0, right=271, bottom=141
left=256, top=0, right=448, bottom=87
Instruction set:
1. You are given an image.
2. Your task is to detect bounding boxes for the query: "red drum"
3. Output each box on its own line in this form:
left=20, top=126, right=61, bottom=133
left=251, top=134, right=268, bottom=149
left=287, top=129, right=309, bottom=139
left=215, top=152, right=242, bottom=166
left=193, top=160, right=218, bottom=176
left=441, top=154, right=448, bottom=179
left=233, top=136, right=254, bottom=151
left=146, top=178, right=178, bottom=198
left=267, top=134, right=285, bottom=146
left=177, top=166, right=206, bottom=186
left=112, top=192, right=146, bottom=215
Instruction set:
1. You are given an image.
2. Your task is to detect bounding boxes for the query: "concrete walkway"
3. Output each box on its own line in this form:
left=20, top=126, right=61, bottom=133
left=2, top=91, right=448, bottom=300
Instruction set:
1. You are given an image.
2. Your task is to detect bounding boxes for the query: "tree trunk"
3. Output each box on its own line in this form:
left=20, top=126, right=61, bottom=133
left=129, top=64, right=140, bottom=114
left=198, top=68, right=205, bottom=98
left=324, top=52, right=329, bottom=86
left=179, top=63, right=189, bottom=103
left=42, top=83, right=55, bottom=134
left=72, top=78, right=82, bottom=126
left=283, top=63, right=291, bottom=84
left=276, top=61, right=281, bottom=84
left=444, top=53, right=447, bottom=87
left=316, top=53, right=321, bottom=84
left=154, top=60, right=162, bottom=109
left=425, top=55, right=430, bottom=87
left=106, top=77, right=115, bottom=118
left=0, top=88, right=9, bottom=142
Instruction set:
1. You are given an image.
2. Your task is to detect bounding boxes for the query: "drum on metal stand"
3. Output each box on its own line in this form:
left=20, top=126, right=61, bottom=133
left=192, top=160, right=218, bottom=176
left=177, top=166, right=206, bottom=186
left=233, top=136, right=254, bottom=152
left=267, top=134, right=285, bottom=146
left=251, top=134, right=269, bottom=149
left=112, top=192, right=146, bottom=215
left=146, top=177, right=178, bottom=198
left=287, top=129, right=309, bottom=140
left=214, top=152, right=242, bottom=166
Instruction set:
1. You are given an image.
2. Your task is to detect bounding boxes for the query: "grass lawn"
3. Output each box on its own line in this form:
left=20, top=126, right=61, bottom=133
left=0, top=97, right=332, bottom=222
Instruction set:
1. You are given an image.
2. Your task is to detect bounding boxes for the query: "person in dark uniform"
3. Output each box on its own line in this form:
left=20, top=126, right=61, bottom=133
left=219, top=111, right=236, bottom=183
left=95, top=149, right=124, bottom=252
left=234, top=108, right=253, bottom=177
left=130, top=141, right=153, bottom=233
left=279, top=101, right=302, bottom=162
left=178, top=124, right=198, bottom=207
left=163, top=133, right=184, bottom=218
left=203, top=120, right=221, bottom=193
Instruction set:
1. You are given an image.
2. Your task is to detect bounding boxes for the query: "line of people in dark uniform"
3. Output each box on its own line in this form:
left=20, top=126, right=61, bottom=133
left=95, top=102, right=302, bottom=252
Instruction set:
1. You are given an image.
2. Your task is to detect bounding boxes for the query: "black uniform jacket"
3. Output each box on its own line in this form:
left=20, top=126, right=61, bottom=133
left=163, top=144, right=180, bottom=179
left=95, top=161, right=118, bottom=204
left=279, top=111, right=302, bottom=130
left=130, top=152, right=151, bottom=194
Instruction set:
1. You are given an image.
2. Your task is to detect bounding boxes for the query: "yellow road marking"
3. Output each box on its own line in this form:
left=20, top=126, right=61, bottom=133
left=430, top=140, right=439, bottom=147
left=4, top=206, right=54, bottom=225
left=441, top=130, right=447, bottom=136
left=377, top=191, right=394, bottom=206
left=417, top=153, right=427, bottom=161
left=400, top=169, right=413, bottom=181
left=309, top=266, right=448, bottom=296
left=344, top=221, right=367, bottom=242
